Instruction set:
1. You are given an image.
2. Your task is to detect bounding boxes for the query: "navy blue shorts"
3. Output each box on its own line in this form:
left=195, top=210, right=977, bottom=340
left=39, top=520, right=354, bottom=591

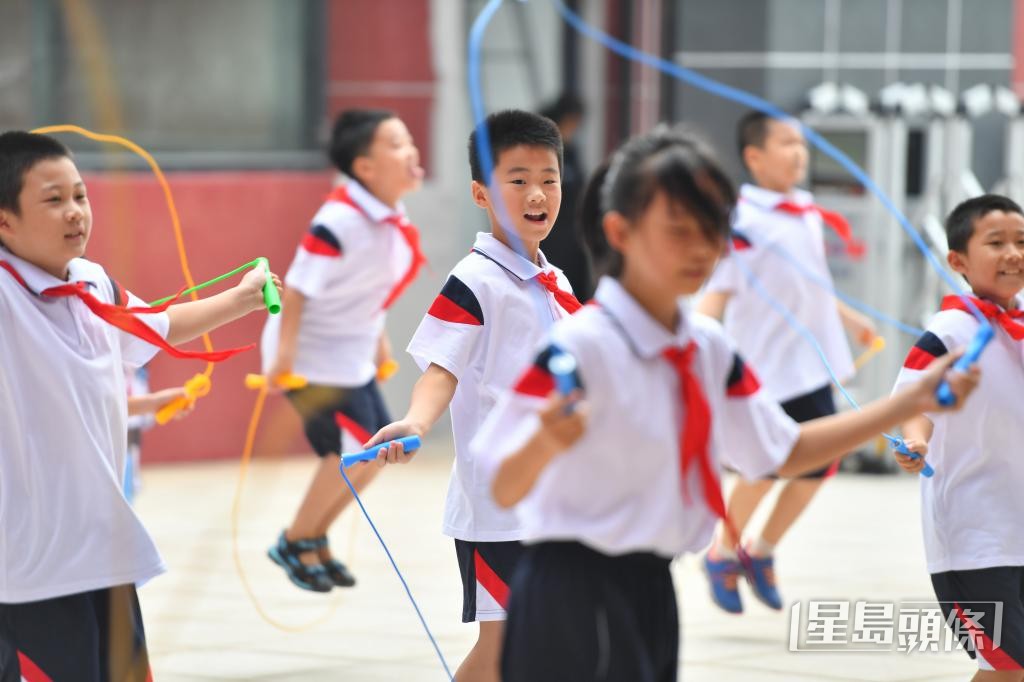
left=769, top=383, right=837, bottom=479
left=285, top=380, right=391, bottom=457
left=0, top=584, right=150, bottom=682
left=931, top=566, right=1024, bottom=671
left=454, top=539, right=524, bottom=622
left=502, top=541, right=677, bottom=682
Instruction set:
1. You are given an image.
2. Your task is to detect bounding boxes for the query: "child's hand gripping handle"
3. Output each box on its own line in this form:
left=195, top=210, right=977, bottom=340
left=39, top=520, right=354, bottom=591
left=887, top=435, right=935, bottom=478
left=341, top=436, right=422, bottom=468
left=936, top=323, right=993, bottom=406
left=255, top=257, right=281, bottom=315
left=155, top=374, right=211, bottom=425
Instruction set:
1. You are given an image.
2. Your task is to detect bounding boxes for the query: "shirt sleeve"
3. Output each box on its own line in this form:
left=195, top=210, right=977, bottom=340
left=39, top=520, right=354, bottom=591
left=284, top=220, right=347, bottom=299
left=703, top=233, right=752, bottom=295
left=406, top=274, right=486, bottom=380
left=717, top=351, right=800, bottom=480
left=119, top=288, right=170, bottom=369
left=471, top=342, right=582, bottom=490
left=892, top=312, right=968, bottom=394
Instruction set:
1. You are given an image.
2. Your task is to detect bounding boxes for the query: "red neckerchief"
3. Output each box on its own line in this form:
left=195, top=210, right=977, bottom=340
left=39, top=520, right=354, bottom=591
left=773, top=200, right=865, bottom=259
left=0, top=260, right=253, bottom=362
left=941, top=295, right=1024, bottom=340
left=535, top=271, right=582, bottom=314
left=325, top=185, right=426, bottom=310
left=661, top=343, right=742, bottom=538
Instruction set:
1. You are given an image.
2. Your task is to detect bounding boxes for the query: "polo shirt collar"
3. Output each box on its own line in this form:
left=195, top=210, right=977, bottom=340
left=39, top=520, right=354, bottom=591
left=345, top=179, right=405, bottom=224
left=593, top=276, right=692, bottom=359
left=472, top=231, right=550, bottom=281
left=740, top=183, right=814, bottom=211
left=0, top=244, right=98, bottom=295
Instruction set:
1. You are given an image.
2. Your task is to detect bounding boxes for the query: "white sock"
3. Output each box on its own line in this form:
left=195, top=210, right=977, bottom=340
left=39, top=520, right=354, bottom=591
left=748, top=537, right=776, bottom=558
left=712, top=539, right=738, bottom=560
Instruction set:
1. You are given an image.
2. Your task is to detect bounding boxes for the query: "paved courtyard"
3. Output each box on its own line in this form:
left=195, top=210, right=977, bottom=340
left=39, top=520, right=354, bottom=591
left=136, top=444, right=975, bottom=681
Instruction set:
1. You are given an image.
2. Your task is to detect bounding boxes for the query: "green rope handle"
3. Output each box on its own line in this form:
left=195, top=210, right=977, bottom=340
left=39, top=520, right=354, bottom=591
left=150, top=257, right=280, bottom=314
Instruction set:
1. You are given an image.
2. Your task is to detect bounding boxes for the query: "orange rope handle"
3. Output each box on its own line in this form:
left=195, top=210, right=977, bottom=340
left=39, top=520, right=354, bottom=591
left=31, top=124, right=215, bottom=376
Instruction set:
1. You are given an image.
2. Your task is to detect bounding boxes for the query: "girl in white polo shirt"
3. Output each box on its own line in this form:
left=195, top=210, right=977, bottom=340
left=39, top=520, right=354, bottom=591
left=476, top=127, right=979, bottom=682
left=261, top=109, right=426, bottom=592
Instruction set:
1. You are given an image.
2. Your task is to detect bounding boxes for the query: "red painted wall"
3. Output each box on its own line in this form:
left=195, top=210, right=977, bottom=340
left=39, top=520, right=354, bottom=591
left=84, top=171, right=332, bottom=462
left=327, top=0, right=435, bottom=174
left=76, top=0, right=436, bottom=463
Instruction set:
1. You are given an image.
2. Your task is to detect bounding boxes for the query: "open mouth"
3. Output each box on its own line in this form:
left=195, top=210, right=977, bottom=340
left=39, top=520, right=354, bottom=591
left=999, top=269, right=1022, bottom=276
left=524, top=211, right=548, bottom=224
left=64, top=229, right=85, bottom=241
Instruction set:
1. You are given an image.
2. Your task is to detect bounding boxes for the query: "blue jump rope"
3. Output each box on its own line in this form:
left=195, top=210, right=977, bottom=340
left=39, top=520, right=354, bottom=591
left=334, top=2, right=992, bottom=678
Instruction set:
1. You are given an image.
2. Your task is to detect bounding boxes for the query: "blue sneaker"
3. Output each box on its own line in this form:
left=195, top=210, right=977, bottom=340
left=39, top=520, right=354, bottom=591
left=744, top=554, right=783, bottom=610
left=704, top=553, right=743, bottom=614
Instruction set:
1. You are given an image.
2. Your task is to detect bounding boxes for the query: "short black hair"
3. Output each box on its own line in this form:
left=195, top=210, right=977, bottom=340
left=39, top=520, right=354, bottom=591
left=946, top=194, right=1024, bottom=253
left=328, top=109, right=396, bottom=180
left=468, top=110, right=563, bottom=183
left=580, top=125, right=735, bottom=278
left=0, top=131, right=72, bottom=215
left=538, top=92, right=585, bottom=125
left=736, top=110, right=776, bottom=161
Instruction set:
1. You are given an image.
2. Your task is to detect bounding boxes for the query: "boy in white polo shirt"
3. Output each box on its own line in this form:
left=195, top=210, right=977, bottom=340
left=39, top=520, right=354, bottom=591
left=365, top=110, right=578, bottom=682
left=697, top=110, right=877, bottom=614
left=894, top=195, right=1024, bottom=678
left=0, top=131, right=280, bottom=681
left=261, top=109, right=426, bottom=593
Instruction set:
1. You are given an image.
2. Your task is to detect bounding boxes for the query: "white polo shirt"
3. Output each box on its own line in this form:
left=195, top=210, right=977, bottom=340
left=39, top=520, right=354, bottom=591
left=893, top=296, right=1024, bottom=574
left=406, top=232, right=575, bottom=542
left=261, top=180, right=419, bottom=387
left=0, top=247, right=168, bottom=602
left=704, top=184, right=854, bottom=403
left=472, top=277, right=800, bottom=558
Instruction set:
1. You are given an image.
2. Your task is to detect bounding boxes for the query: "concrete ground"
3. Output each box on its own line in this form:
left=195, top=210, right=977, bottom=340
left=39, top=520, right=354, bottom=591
left=135, top=446, right=976, bottom=681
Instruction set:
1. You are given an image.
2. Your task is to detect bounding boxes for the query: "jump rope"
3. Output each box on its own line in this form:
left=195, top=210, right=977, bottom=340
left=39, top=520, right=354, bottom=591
left=31, top=1, right=996, bottom=677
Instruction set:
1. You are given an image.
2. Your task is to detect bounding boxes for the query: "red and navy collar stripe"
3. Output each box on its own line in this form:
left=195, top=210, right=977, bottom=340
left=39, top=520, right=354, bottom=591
left=903, top=331, right=948, bottom=370
left=427, top=275, right=484, bottom=325
left=725, top=353, right=760, bottom=397
left=300, top=224, right=343, bottom=257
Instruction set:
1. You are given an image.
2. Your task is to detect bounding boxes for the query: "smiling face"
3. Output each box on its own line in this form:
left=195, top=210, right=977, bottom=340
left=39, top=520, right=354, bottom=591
left=352, top=117, right=424, bottom=207
left=0, top=156, right=91, bottom=279
left=471, top=144, right=562, bottom=259
left=948, top=209, right=1024, bottom=309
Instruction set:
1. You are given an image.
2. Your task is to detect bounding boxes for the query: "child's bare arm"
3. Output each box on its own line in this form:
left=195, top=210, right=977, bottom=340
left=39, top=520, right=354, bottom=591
left=364, top=363, right=459, bottom=464
left=166, top=268, right=282, bottom=345
left=491, top=393, right=587, bottom=508
left=695, top=291, right=731, bottom=321
left=894, top=414, right=934, bottom=474
left=375, top=330, right=393, bottom=370
left=265, top=288, right=305, bottom=380
left=777, top=352, right=977, bottom=477
left=837, top=300, right=877, bottom=346
left=127, top=387, right=189, bottom=417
